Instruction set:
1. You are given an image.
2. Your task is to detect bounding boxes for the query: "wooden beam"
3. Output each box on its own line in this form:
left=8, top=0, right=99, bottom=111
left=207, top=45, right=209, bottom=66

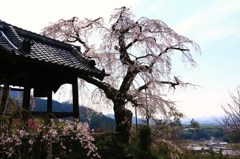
left=0, top=74, right=7, bottom=85
left=72, top=77, right=79, bottom=119
left=22, top=76, right=31, bottom=119
left=0, top=82, right=9, bottom=115
left=8, top=71, right=26, bottom=84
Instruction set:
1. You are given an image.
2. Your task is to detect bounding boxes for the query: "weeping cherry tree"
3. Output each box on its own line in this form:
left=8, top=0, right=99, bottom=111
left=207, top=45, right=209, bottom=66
left=42, top=7, right=200, bottom=143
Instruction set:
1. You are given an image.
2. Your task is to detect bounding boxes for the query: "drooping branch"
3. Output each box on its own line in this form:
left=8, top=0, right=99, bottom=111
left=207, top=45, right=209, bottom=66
left=42, top=17, right=103, bottom=55
left=132, top=76, right=197, bottom=98
left=81, top=17, right=103, bottom=29
left=154, top=76, right=198, bottom=89
left=75, top=37, right=90, bottom=55
left=131, top=81, right=153, bottom=98
left=137, top=82, right=152, bottom=92
left=149, top=45, right=190, bottom=70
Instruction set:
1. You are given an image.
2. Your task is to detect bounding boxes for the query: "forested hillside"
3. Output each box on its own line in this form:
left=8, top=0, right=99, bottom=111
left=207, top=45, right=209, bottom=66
left=33, top=98, right=116, bottom=132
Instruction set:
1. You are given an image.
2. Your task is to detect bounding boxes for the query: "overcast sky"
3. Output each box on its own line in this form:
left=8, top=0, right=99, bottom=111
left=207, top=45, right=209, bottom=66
left=1, top=0, right=240, bottom=118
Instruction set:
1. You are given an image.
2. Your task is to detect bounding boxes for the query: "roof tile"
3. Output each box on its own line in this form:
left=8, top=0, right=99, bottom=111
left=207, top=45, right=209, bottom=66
left=0, top=20, right=106, bottom=80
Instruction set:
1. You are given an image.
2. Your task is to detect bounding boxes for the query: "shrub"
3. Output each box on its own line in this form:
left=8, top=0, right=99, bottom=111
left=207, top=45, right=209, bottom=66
left=0, top=118, right=100, bottom=159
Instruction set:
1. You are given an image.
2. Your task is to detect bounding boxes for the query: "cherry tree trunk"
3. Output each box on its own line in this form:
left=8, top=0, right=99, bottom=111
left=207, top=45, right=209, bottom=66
left=114, top=100, right=133, bottom=143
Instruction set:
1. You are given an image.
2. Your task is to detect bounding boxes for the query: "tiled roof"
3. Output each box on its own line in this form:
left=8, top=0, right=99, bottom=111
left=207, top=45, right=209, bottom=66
left=0, top=20, right=105, bottom=80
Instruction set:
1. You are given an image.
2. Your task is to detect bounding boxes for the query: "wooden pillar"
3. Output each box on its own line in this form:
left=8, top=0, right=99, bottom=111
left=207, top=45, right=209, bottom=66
left=72, top=77, right=79, bottom=119
left=47, top=90, right=52, bottom=113
left=0, top=81, right=9, bottom=115
left=22, top=77, right=31, bottom=119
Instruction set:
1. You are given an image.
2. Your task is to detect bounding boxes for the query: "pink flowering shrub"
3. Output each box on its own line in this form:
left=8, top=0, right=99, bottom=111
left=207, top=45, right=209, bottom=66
left=0, top=119, right=100, bottom=159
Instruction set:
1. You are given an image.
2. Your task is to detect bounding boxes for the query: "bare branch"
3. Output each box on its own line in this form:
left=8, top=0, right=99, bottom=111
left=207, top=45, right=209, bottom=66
left=119, top=66, right=138, bottom=93
left=126, top=38, right=138, bottom=49
left=136, top=54, right=154, bottom=60
left=131, top=81, right=152, bottom=98
left=221, top=85, right=240, bottom=142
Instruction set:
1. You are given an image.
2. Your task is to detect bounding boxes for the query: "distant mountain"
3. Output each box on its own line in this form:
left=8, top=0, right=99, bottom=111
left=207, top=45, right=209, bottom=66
left=181, top=116, right=223, bottom=126
left=33, top=98, right=116, bottom=132
left=107, top=113, right=222, bottom=126
left=8, top=90, right=222, bottom=129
